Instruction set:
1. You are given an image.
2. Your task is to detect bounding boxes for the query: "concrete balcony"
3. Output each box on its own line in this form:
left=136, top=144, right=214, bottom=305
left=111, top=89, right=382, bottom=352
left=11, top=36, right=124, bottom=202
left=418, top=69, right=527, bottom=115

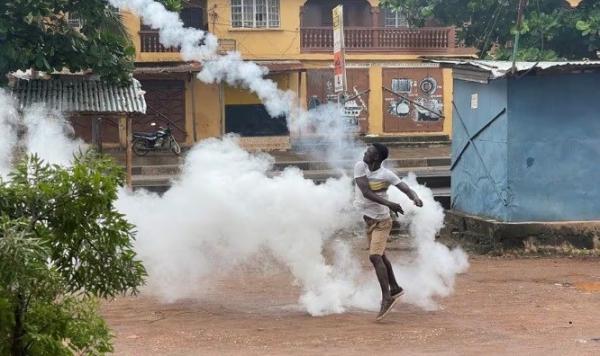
left=300, top=26, right=474, bottom=55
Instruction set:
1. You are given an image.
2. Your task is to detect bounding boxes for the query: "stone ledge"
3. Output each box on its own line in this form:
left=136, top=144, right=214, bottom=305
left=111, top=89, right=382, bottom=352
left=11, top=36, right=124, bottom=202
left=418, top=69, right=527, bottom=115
left=238, top=136, right=290, bottom=151
left=441, top=210, right=600, bottom=253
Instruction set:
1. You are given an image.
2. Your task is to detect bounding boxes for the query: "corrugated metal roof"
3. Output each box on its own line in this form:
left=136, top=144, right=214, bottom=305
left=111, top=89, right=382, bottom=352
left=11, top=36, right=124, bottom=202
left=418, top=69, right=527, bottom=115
left=11, top=77, right=147, bottom=114
left=431, top=59, right=600, bottom=79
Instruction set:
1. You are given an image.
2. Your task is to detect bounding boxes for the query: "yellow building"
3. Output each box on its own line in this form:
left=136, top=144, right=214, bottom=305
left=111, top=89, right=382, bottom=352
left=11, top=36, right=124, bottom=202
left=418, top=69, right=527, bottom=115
left=122, top=0, right=475, bottom=150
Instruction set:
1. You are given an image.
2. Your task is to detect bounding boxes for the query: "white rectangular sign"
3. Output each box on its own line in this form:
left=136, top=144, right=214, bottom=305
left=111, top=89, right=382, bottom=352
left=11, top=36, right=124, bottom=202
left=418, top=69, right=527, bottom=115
left=332, top=5, right=346, bottom=93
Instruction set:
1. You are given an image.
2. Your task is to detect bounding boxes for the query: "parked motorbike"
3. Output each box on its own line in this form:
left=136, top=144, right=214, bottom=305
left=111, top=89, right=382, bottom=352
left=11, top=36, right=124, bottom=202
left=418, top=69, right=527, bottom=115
left=132, top=122, right=181, bottom=156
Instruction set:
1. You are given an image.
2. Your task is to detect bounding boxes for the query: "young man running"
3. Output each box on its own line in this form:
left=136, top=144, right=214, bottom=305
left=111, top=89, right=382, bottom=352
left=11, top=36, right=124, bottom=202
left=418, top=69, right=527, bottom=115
left=354, top=143, right=423, bottom=321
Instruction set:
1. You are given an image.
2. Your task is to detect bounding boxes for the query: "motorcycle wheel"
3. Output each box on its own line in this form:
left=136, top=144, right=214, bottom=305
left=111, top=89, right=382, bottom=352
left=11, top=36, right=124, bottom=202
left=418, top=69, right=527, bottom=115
left=132, top=138, right=150, bottom=156
left=170, top=137, right=181, bottom=156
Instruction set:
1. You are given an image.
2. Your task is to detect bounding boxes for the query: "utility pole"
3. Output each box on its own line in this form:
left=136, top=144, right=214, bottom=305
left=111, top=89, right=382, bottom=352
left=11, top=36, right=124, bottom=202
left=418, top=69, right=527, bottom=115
left=511, top=0, right=528, bottom=74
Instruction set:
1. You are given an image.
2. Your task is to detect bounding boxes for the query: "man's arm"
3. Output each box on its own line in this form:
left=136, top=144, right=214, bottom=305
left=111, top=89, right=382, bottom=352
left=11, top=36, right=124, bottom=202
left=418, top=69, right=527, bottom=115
left=355, top=176, right=404, bottom=214
left=395, top=182, right=423, bottom=207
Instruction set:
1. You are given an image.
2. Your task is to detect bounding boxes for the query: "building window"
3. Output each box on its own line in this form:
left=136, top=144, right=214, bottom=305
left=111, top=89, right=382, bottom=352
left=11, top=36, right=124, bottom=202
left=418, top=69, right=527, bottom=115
left=392, top=79, right=412, bottom=93
left=383, top=8, right=408, bottom=28
left=141, top=4, right=205, bottom=31
left=231, top=0, right=280, bottom=28
left=181, top=6, right=204, bottom=30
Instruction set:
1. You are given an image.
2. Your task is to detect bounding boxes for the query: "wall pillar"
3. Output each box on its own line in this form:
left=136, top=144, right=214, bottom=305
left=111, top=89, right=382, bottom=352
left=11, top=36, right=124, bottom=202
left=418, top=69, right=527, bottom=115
left=368, top=65, right=384, bottom=135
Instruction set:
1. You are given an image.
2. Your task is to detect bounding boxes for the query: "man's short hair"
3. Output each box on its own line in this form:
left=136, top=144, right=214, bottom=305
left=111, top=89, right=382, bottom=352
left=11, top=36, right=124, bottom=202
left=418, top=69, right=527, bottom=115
left=372, top=143, right=389, bottom=161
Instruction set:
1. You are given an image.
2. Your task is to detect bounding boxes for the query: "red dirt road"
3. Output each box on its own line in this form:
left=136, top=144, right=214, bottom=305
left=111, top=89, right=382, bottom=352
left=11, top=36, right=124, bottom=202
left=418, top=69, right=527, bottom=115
left=102, top=256, right=600, bottom=355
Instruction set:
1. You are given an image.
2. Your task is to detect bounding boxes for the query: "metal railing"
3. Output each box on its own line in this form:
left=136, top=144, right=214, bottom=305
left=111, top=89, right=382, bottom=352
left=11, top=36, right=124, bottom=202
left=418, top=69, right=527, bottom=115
left=139, top=31, right=236, bottom=54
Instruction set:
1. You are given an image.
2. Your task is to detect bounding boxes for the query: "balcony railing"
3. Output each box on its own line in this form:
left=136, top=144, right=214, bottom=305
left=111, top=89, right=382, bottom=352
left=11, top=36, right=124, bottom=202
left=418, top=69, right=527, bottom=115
left=301, top=27, right=466, bottom=53
left=139, top=31, right=236, bottom=54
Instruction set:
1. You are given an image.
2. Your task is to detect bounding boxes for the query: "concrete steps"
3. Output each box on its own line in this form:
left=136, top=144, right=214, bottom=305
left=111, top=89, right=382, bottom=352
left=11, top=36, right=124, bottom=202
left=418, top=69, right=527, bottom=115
left=132, top=166, right=451, bottom=208
left=110, top=137, right=452, bottom=208
left=293, top=134, right=451, bottom=151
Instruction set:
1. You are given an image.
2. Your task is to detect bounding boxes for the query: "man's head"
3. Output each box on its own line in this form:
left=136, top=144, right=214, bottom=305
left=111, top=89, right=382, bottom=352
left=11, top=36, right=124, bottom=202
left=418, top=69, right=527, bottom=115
left=363, top=143, right=389, bottom=164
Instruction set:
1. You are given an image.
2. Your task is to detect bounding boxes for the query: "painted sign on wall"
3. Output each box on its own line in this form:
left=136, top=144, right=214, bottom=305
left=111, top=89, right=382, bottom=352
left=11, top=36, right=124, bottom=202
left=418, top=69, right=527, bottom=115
left=383, top=67, right=444, bottom=133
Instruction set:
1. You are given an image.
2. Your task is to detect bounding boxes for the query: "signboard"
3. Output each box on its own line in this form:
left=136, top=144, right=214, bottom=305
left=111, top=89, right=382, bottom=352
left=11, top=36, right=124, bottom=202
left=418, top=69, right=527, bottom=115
left=470, top=93, right=479, bottom=109
left=332, top=5, right=346, bottom=93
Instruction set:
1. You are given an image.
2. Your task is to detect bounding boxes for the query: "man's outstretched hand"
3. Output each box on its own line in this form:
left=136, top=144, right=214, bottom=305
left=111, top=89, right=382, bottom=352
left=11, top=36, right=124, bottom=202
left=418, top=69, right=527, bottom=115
left=388, top=202, right=404, bottom=215
left=413, top=197, right=423, bottom=207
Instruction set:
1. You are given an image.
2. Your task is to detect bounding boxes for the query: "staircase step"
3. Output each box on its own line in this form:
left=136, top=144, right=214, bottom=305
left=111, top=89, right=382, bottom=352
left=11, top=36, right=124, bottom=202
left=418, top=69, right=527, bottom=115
left=132, top=164, right=181, bottom=176
left=360, top=134, right=450, bottom=144
left=273, top=156, right=450, bottom=171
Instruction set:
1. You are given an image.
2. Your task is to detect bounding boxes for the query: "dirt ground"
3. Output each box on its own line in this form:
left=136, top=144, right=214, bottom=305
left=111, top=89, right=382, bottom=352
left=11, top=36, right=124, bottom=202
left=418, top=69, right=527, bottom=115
left=102, top=250, right=600, bottom=356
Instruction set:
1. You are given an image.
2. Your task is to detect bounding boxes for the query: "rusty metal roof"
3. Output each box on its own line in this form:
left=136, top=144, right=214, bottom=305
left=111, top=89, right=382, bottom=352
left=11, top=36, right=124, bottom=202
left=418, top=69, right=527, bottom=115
left=432, top=59, right=600, bottom=79
left=11, top=77, right=147, bottom=114
left=134, top=62, right=202, bottom=74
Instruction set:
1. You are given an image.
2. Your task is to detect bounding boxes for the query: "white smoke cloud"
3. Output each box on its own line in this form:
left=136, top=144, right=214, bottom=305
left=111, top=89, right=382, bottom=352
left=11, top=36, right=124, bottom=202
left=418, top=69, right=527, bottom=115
left=0, top=90, right=19, bottom=178
left=114, top=136, right=467, bottom=315
left=115, top=136, right=361, bottom=315
left=390, top=174, right=470, bottom=310
left=290, top=103, right=365, bottom=167
left=0, top=91, right=84, bottom=174
left=22, top=105, right=85, bottom=166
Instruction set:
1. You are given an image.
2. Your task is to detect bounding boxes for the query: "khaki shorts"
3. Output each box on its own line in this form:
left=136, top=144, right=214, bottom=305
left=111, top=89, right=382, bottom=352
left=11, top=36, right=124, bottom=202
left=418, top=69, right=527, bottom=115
left=364, top=216, right=393, bottom=256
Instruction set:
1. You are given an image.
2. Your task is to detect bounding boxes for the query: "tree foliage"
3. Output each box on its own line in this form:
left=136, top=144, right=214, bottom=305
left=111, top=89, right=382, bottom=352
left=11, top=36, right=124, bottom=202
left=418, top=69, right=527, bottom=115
left=0, top=0, right=184, bottom=85
left=381, top=0, right=600, bottom=60
left=0, top=0, right=136, bottom=85
left=0, top=153, right=146, bottom=355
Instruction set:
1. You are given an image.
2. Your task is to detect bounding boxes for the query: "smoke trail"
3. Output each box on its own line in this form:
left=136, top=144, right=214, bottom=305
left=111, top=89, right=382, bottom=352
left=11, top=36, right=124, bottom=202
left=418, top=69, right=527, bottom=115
left=109, top=0, right=295, bottom=119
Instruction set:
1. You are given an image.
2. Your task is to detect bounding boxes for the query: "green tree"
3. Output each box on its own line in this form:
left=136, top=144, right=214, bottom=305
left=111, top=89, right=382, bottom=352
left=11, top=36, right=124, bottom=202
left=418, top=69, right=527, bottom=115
left=380, top=0, right=600, bottom=60
left=0, top=0, right=134, bottom=85
left=0, top=153, right=146, bottom=355
left=0, top=0, right=183, bottom=85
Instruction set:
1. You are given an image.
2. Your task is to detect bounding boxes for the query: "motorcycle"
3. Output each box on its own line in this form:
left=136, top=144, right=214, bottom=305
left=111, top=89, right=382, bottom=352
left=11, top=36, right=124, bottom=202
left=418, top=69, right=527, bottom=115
left=132, top=122, right=181, bottom=156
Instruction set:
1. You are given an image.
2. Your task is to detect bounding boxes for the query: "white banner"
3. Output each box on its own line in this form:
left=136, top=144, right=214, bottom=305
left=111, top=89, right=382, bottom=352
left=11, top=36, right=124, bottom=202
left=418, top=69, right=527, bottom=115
left=332, top=5, right=346, bottom=93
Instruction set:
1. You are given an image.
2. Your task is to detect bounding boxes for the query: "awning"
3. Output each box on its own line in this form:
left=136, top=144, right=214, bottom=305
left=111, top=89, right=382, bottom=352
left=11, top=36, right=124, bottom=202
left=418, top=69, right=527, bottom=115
left=254, top=61, right=305, bottom=73
left=134, top=62, right=202, bottom=74
left=134, top=61, right=305, bottom=75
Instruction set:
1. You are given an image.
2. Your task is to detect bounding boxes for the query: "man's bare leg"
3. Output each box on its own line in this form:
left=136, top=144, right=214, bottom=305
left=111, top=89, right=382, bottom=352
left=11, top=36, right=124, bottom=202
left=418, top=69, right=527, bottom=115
left=382, top=253, right=403, bottom=297
left=369, top=254, right=391, bottom=301
left=370, top=254, right=400, bottom=320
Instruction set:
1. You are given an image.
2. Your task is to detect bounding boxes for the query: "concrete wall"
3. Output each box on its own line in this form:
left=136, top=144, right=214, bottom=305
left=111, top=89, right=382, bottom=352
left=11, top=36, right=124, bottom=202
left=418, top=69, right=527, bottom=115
left=451, top=78, right=509, bottom=220
left=192, top=79, right=223, bottom=140
left=506, top=72, right=600, bottom=221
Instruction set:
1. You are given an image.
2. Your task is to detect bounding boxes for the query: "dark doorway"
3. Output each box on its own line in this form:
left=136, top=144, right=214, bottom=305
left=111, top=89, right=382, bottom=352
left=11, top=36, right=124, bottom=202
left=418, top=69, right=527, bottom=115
left=225, top=104, right=289, bottom=136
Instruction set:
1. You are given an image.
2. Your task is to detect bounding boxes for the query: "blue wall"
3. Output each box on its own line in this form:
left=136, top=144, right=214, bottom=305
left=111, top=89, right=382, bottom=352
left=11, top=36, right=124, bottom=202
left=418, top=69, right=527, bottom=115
left=451, top=79, right=509, bottom=220
left=506, top=72, right=600, bottom=221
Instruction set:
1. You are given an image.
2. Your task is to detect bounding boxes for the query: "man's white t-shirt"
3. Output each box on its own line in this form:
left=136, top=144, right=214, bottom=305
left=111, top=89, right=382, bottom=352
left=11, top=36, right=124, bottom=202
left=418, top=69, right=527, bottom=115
left=353, top=161, right=401, bottom=220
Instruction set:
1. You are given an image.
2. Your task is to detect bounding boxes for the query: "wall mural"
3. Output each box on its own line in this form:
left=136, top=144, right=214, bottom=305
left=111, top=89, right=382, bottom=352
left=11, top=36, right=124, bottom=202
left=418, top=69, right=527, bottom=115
left=383, top=67, right=445, bottom=133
